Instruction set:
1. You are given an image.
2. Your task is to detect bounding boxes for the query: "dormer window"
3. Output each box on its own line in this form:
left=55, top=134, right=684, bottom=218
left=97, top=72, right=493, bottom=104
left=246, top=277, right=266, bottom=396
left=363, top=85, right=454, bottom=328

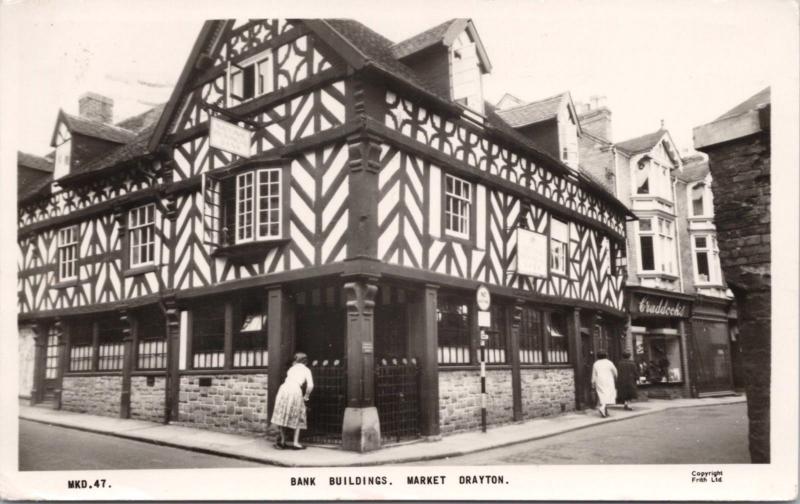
left=689, top=181, right=714, bottom=217
left=228, top=51, right=273, bottom=105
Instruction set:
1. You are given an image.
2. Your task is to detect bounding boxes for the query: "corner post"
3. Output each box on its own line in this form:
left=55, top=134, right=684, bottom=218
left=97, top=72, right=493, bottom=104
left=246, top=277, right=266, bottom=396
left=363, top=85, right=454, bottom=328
left=509, top=300, right=523, bottom=421
left=163, top=296, right=181, bottom=423
left=342, top=275, right=380, bottom=452
left=31, top=324, right=46, bottom=405
left=54, top=319, right=67, bottom=410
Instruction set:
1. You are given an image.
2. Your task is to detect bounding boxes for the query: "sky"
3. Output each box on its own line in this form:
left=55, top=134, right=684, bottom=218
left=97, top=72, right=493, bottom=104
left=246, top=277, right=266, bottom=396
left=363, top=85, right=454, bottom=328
left=2, top=0, right=796, bottom=158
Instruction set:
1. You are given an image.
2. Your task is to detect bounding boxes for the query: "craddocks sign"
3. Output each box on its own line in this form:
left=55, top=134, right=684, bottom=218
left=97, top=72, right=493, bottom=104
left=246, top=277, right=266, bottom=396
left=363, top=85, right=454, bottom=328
left=630, top=293, right=691, bottom=318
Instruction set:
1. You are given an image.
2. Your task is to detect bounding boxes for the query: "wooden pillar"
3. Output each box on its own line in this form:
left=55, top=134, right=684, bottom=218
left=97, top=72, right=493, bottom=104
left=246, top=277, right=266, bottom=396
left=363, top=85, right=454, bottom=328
left=223, top=300, right=234, bottom=370
left=267, top=286, right=294, bottom=422
left=410, top=284, right=440, bottom=438
left=342, top=275, right=380, bottom=452
left=163, top=297, right=180, bottom=423
left=568, top=307, right=584, bottom=410
left=54, top=320, right=67, bottom=410
left=120, top=308, right=135, bottom=419
left=678, top=319, right=692, bottom=398
left=31, top=324, right=46, bottom=404
left=509, top=301, right=523, bottom=421
left=91, top=320, right=100, bottom=372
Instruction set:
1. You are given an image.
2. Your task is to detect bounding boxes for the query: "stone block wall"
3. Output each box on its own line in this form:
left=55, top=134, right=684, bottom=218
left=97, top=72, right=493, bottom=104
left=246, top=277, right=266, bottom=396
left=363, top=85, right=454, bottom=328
left=131, top=376, right=166, bottom=423
left=702, top=131, right=770, bottom=463
left=438, top=369, right=514, bottom=435
left=177, top=374, right=268, bottom=435
left=62, top=375, right=122, bottom=418
left=520, top=368, right=575, bottom=419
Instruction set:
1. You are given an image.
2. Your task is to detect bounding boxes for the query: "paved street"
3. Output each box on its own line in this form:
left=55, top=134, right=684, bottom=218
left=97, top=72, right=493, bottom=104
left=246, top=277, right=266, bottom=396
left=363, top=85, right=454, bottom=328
left=19, top=420, right=263, bottom=471
left=406, top=403, right=749, bottom=465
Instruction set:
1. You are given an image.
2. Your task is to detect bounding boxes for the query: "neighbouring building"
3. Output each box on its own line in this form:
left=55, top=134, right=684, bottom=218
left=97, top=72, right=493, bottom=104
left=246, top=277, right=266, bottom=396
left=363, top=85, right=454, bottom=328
left=694, top=87, right=771, bottom=463
left=580, top=106, right=737, bottom=400
left=18, top=18, right=631, bottom=452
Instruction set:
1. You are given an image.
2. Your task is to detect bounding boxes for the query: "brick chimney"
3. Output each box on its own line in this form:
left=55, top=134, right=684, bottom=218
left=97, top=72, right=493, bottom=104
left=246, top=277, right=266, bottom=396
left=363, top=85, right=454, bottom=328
left=79, top=92, right=114, bottom=123
left=577, top=95, right=613, bottom=142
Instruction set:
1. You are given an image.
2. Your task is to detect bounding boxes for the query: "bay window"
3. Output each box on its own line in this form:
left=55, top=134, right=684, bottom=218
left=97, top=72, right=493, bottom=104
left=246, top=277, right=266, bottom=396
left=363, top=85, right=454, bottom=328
left=634, top=158, right=672, bottom=200
left=233, top=168, right=282, bottom=244
left=444, top=174, right=472, bottom=239
left=550, top=218, right=568, bottom=275
left=637, top=216, right=676, bottom=275
left=658, top=218, right=675, bottom=275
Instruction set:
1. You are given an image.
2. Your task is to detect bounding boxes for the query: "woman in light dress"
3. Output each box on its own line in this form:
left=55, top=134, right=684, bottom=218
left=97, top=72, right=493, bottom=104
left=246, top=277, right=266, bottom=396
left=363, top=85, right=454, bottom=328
left=270, top=352, right=314, bottom=450
left=591, top=351, right=617, bottom=418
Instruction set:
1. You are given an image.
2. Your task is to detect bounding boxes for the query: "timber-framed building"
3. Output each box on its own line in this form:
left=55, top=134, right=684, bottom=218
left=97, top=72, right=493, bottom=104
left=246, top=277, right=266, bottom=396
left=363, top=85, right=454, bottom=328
left=18, top=18, right=631, bottom=451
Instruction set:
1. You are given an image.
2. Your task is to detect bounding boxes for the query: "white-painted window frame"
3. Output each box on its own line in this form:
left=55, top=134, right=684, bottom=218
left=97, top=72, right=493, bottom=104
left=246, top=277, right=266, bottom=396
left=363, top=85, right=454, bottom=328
left=57, top=225, right=79, bottom=281
left=235, top=168, right=282, bottom=244
left=227, top=49, right=273, bottom=106
left=128, top=204, right=156, bottom=268
left=549, top=218, right=568, bottom=275
left=444, top=173, right=472, bottom=240
left=692, top=233, right=721, bottom=285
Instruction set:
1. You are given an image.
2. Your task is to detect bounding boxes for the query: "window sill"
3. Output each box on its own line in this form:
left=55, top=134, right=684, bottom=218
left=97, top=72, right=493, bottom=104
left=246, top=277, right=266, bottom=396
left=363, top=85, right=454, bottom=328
left=695, top=283, right=725, bottom=289
left=637, top=381, right=684, bottom=387
left=64, top=371, right=123, bottom=377
left=124, top=264, right=158, bottom=277
left=442, top=231, right=473, bottom=247
left=638, top=272, right=679, bottom=280
left=53, top=279, right=79, bottom=289
left=213, top=238, right=290, bottom=261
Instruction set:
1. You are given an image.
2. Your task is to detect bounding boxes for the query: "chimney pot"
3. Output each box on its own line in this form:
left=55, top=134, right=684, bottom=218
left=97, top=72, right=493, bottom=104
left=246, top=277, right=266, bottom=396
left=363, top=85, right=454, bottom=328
left=79, top=92, right=114, bottom=123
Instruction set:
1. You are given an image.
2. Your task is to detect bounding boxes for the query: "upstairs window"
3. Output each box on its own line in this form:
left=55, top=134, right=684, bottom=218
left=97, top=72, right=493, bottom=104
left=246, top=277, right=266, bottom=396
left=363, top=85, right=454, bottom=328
left=638, top=218, right=655, bottom=271
left=693, top=234, right=722, bottom=285
left=689, top=181, right=714, bottom=217
left=658, top=218, right=675, bottom=274
left=635, top=159, right=650, bottom=194
left=229, top=51, right=273, bottom=104
left=550, top=218, right=568, bottom=275
left=233, top=168, right=282, bottom=244
left=129, top=204, right=156, bottom=268
left=57, top=225, right=78, bottom=281
left=637, top=216, right=677, bottom=275
left=444, top=174, right=471, bottom=239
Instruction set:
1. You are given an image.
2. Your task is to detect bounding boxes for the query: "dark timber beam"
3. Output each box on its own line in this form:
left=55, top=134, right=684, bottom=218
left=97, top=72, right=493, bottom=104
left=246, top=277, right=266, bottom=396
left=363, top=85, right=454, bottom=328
left=410, top=283, right=441, bottom=438
left=120, top=308, right=135, bottom=419
left=267, top=286, right=294, bottom=423
left=569, top=307, right=584, bottom=410
left=342, top=275, right=381, bottom=452
left=510, top=300, right=524, bottom=421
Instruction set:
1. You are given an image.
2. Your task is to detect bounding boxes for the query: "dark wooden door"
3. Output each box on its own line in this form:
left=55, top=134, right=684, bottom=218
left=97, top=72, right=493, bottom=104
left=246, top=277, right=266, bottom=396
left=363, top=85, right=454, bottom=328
left=581, top=331, right=595, bottom=408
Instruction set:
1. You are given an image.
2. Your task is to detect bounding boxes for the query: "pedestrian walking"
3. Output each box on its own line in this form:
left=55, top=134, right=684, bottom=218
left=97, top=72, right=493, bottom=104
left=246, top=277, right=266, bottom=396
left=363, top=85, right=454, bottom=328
left=591, top=351, right=617, bottom=418
left=271, top=352, right=314, bottom=450
left=616, top=351, right=638, bottom=410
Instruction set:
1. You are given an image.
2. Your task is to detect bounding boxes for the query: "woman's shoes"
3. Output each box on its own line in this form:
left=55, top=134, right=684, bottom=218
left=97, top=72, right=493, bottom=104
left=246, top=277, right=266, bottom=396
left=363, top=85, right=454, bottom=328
left=597, top=407, right=606, bottom=418
left=273, top=442, right=285, bottom=450
left=290, top=444, right=306, bottom=450
left=624, top=405, right=633, bottom=411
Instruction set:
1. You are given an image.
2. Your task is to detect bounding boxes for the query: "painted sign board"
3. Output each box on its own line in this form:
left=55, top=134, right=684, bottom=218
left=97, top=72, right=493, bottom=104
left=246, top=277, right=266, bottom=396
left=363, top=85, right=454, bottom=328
left=477, top=310, right=491, bottom=328
left=630, top=293, right=692, bottom=318
left=513, top=228, right=548, bottom=278
left=209, top=117, right=252, bottom=158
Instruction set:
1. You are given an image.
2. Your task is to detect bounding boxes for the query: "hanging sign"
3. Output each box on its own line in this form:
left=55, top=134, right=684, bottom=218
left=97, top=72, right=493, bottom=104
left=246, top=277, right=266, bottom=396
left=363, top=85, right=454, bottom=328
left=209, top=117, right=252, bottom=158
left=512, top=228, right=548, bottom=278
left=476, top=284, right=491, bottom=311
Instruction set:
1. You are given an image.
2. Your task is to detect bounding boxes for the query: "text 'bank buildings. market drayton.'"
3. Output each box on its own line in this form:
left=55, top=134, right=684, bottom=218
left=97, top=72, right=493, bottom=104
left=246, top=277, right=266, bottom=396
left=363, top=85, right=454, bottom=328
left=17, top=18, right=741, bottom=452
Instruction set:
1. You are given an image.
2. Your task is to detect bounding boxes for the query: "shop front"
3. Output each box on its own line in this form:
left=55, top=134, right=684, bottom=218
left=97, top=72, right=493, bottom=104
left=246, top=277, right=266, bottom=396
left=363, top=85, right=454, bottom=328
left=627, top=287, right=693, bottom=399
left=689, top=295, right=735, bottom=396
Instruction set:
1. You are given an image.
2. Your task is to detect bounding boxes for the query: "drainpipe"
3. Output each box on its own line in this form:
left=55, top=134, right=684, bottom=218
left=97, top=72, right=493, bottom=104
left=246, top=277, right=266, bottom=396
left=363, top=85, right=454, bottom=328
left=672, top=176, right=685, bottom=293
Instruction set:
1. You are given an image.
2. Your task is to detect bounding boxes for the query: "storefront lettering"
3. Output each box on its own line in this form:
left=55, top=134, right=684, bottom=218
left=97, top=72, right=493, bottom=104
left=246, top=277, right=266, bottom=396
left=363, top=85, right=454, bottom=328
left=637, top=296, right=688, bottom=317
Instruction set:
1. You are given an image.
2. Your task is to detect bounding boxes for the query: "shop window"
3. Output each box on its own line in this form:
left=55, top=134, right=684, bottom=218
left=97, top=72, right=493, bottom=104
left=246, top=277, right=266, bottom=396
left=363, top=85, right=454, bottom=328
left=375, top=298, right=408, bottom=360
left=69, top=319, right=93, bottom=372
left=437, top=296, right=471, bottom=364
left=444, top=174, right=472, bottom=239
left=228, top=50, right=273, bottom=104
left=550, top=218, right=568, bottom=275
left=546, top=312, right=569, bottom=363
left=484, top=305, right=507, bottom=364
left=57, top=225, right=79, bottom=282
left=45, top=327, right=60, bottom=379
left=128, top=204, right=156, bottom=268
left=97, top=316, right=125, bottom=371
left=634, top=334, right=683, bottom=384
left=518, top=307, right=543, bottom=364
left=137, top=309, right=166, bottom=370
left=233, top=296, right=268, bottom=368
left=192, top=302, right=225, bottom=369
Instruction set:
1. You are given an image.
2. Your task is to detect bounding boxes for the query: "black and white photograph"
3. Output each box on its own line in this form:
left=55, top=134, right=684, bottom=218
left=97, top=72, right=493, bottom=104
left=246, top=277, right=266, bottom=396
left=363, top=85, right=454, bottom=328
left=1, top=0, right=797, bottom=501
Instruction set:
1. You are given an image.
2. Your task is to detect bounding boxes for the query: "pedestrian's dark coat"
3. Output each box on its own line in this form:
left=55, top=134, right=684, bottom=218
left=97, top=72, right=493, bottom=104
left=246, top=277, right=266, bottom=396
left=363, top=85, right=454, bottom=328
left=616, top=359, right=639, bottom=401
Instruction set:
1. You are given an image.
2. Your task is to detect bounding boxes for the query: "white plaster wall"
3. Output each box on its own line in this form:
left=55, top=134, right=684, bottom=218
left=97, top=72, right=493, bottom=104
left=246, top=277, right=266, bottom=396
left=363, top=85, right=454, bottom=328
left=19, top=326, right=36, bottom=399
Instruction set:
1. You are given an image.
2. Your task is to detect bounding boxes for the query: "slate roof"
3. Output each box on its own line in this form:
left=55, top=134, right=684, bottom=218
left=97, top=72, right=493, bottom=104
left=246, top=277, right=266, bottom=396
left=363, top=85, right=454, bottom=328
left=615, top=129, right=667, bottom=154
left=390, top=19, right=461, bottom=59
left=18, top=152, right=55, bottom=196
left=495, top=93, right=566, bottom=128
left=677, top=154, right=709, bottom=183
left=323, top=19, right=451, bottom=103
left=715, top=87, right=770, bottom=121
left=116, top=103, right=166, bottom=132
left=62, top=112, right=137, bottom=144
left=66, top=122, right=158, bottom=180
left=18, top=152, right=54, bottom=173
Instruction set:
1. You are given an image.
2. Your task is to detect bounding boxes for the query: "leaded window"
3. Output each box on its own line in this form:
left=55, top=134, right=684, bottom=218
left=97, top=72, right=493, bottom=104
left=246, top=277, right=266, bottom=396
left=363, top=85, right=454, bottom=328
left=129, top=204, right=156, bottom=268
left=445, top=174, right=471, bottom=239
left=57, top=225, right=78, bottom=281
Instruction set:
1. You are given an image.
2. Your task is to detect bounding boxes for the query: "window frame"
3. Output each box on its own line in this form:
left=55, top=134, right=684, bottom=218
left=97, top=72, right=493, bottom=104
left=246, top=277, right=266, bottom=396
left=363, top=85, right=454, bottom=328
left=692, top=233, right=722, bottom=285
left=443, top=173, right=473, bottom=241
left=637, top=217, right=656, bottom=272
left=128, top=203, right=157, bottom=269
left=57, top=225, right=79, bottom=282
left=227, top=50, right=273, bottom=105
left=549, top=217, right=569, bottom=276
left=436, top=295, right=472, bottom=365
left=234, top=167, right=283, bottom=245
left=688, top=180, right=714, bottom=218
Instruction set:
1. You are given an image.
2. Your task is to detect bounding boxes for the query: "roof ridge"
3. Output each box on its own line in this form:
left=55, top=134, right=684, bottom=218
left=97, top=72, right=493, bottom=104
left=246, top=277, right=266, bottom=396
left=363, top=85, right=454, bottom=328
left=63, top=111, right=137, bottom=134
left=498, top=92, right=566, bottom=113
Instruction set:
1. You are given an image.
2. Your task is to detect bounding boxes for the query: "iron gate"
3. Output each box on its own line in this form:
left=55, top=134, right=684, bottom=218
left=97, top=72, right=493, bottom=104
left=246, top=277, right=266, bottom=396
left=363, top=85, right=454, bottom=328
left=375, top=357, right=421, bottom=443
left=303, top=359, right=346, bottom=445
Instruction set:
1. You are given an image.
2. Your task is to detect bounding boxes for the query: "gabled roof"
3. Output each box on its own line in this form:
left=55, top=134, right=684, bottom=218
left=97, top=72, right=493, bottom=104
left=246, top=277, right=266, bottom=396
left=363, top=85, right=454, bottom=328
left=496, top=93, right=566, bottom=128
left=116, top=103, right=166, bottom=132
left=51, top=110, right=137, bottom=147
left=715, top=87, right=770, bottom=121
left=18, top=152, right=55, bottom=197
left=615, top=129, right=667, bottom=154
left=390, top=18, right=492, bottom=73
left=495, top=93, right=526, bottom=111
